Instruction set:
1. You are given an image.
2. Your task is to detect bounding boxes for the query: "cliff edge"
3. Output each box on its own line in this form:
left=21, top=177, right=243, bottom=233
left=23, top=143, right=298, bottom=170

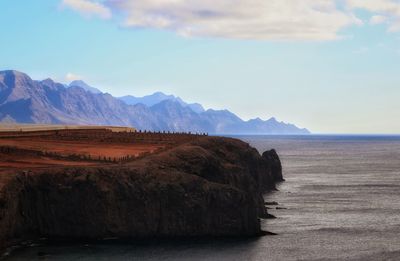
left=0, top=136, right=282, bottom=250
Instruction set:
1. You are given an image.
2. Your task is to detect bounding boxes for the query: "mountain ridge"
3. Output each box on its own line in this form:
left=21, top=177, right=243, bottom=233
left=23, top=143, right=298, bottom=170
left=119, top=92, right=205, bottom=113
left=0, top=70, right=310, bottom=134
left=69, top=80, right=102, bottom=94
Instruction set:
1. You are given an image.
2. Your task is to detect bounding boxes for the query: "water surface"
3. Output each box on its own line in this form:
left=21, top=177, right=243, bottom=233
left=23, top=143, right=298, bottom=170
left=6, top=135, right=400, bottom=260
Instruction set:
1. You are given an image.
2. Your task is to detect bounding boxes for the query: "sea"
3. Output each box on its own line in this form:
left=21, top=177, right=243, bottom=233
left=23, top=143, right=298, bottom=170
left=5, top=135, right=400, bottom=261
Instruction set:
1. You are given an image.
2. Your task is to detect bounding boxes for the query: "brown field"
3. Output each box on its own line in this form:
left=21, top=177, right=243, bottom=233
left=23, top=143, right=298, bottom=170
left=0, top=138, right=163, bottom=159
left=0, top=126, right=203, bottom=174
left=0, top=154, right=96, bottom=169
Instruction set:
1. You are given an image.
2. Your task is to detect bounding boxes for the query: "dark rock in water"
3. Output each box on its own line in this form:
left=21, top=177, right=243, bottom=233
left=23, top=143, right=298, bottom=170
left=260, top=230, right=278, bottom=236
left=276, top=207, right=287, bottom=210
left=262, top=149, right=284, bottom=182
left=0, top=136, right=283, bottom=251
left=262, top=213, right=277, bottom=219
left=264, top=201, right=279, bottom=206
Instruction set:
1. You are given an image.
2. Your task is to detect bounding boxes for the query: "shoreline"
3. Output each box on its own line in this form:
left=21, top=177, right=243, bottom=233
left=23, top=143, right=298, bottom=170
left=2, top=230, right=280, bottom=259
left=0, top=131, right=283, bottom=254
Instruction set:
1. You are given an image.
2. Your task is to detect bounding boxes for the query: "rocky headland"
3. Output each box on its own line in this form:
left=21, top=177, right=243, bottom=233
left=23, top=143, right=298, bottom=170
left=0, top=136, right=283, bottom=252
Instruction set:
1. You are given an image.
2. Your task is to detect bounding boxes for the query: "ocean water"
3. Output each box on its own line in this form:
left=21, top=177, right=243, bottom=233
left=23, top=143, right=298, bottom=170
left=5, top=135, right=400, bottom=261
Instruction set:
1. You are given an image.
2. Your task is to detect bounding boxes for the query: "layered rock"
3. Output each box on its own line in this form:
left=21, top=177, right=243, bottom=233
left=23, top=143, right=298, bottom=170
left=0, top=136, right=282, bottom=250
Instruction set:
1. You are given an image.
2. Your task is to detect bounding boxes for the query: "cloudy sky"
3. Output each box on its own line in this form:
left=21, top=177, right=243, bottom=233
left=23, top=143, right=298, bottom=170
left=1, top=0, right=400, bottom=133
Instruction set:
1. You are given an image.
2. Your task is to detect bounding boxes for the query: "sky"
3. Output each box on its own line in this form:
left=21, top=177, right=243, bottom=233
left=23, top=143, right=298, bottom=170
left=0, top=0, right=400, bottom=134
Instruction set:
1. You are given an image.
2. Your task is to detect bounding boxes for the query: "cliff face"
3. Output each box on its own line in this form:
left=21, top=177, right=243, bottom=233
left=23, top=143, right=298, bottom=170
left=0, top=137, right=282, bottom=250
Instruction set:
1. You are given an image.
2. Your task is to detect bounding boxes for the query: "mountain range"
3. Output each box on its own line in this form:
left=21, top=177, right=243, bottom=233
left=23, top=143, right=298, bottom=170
left=119, top=93, right=205, bottom=114
left=0, top=70, right=310, bottom=134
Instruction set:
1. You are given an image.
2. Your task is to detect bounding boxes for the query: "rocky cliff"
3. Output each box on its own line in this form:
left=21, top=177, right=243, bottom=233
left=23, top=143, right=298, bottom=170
left=0, top=136, right=282, bottom=251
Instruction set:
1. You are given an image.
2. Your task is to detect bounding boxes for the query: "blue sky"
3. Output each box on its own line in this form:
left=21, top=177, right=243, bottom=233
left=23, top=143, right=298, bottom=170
left=1, top=0, right=400, bottom=134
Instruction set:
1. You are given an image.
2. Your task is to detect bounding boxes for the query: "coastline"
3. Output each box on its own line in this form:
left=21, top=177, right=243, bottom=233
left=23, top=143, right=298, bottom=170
left=0, top=133, right=283, bottom=255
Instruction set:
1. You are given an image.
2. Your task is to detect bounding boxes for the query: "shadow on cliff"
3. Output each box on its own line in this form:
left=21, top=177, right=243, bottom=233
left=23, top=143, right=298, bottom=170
left=0, top=136, right=283, bottom=252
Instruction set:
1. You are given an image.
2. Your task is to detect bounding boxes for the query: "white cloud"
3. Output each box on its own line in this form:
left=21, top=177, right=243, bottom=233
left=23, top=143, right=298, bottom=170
left=347, top=0, right=400, bottom=31
left=61, top=0, right=111, bottom=19
left=103, top=0, right=362, bottom=41
left=60, top=0, right=400, bottom=41
left=370, top=15, right=387, bottom=25
left=65, top=73, right=82, bottom=82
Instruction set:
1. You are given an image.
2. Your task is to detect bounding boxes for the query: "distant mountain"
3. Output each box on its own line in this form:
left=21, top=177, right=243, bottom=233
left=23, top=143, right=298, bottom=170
left=0, top=70, right=310, bottom=134
left=119, top=92, right=205, bottom=113
left=69, top=80, right=102, bottom=94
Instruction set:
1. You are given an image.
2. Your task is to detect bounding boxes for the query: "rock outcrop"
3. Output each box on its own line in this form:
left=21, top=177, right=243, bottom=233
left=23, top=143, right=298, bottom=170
left=0, top=136, right=282, bottom=251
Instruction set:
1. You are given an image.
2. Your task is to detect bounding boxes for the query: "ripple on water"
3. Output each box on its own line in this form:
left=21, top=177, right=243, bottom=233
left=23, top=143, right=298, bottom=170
left=5, top=135, right=400, bottom=261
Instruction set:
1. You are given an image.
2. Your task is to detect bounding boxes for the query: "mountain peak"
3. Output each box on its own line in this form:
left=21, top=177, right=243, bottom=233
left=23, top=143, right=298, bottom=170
left=248, top=117, right=263, bottom=123
left=0, top=70, right=33, bottom=89
left=70, top=79, right=85, bottom=85
left=0, top=70, right=32, bottom=81
left=118, top=92, right=205, bottom=113
left=41, top=78, right=56, bottom=85
left=153, top=91, right=171, bottom=97
left=0, top=69, right=27, bottom=75
left=69, top=80, right=102, bottom=94
left=151, top=98, right=182, bottom=108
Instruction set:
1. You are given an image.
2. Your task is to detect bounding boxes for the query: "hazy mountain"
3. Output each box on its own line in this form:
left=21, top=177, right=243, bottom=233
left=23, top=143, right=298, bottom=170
left=119, top=92, right=205, bottom=113
left=0, top=70, right=157, bottom=127
left=200, top=109, right=243, bottom=134
left=0, top=70, right=310, bottom=134
left=150, top=99, right=210, bottom=132
left=69, top=80, right=102, bottom=94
